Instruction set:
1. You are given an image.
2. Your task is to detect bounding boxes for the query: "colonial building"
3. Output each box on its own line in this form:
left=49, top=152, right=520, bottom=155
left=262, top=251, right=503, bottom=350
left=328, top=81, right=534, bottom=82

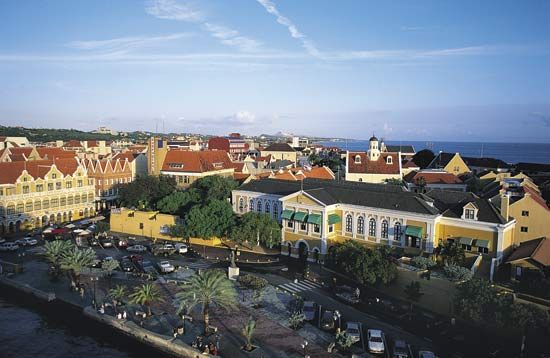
left=404, top=170, right=467, bottom=192
left=0, top=147, right=76, bottom=162
left=0, top=136, right=30, bottom=149
left=147, top=136, right=169, bottom=175
left=345, top=136, right=402, bottom=183
left=427, top=152, right=471, bottom=176
left=112, top=151, right=147, bottom=179
left=232, top=179, right=515, bottom=279
left=260, top=142, right=298, bottom=163
left=0, top=159, right=96, bottom=234
left=160, top=150, right=234, bottom=188
left=208, top=134, right=249, bottom=161
left=82, top=157, right=133, bottom=210
left=110, top=207, right=181, bottom=241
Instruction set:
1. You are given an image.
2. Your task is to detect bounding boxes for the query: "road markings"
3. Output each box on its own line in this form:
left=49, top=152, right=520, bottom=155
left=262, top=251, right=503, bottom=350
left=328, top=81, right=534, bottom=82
left=277, top=279, right=322, bottom=294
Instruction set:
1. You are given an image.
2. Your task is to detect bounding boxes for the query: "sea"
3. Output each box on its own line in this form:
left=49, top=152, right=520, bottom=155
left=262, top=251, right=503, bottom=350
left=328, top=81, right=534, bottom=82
left=318, top=140, right=550, bottom=165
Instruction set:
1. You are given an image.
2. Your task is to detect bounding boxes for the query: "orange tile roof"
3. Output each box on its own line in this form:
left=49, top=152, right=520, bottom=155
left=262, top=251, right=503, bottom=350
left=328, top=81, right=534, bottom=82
left=161, top=150, right=233, bottom=173
left=0, top=158, right=81, bottom=184
left=404, top=171, right=463, bottom=185
left=36, top=147, right=76, bottom=160
left=348, top=152, right=400, bottom=174
left=523, top=185, right=550, bottom=212
left=270, top=166, right=335, bottom=181
left=112, top=152, right=137, bottom=162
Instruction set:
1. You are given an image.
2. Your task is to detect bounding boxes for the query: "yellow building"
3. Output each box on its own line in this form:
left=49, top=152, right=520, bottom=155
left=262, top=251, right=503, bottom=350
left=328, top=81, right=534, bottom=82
left=345, top=136, right=402, bottom=183
left=232, top=179, right=516, bottom=279
left=147, top=136, right=169, bottom=176
left=260, top=142, right=298, bottom=163
left=428, top=152, right=470, bottom=176
left=110, top=207, right=181, bottom=241
left=0, top=159, right=96, bottom=234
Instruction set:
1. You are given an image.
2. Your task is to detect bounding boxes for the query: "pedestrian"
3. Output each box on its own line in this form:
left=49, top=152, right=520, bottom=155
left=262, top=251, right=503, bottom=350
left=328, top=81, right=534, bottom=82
left=79, top=286, right=85, bottom=299
left=123, top=311, right=127, bottom=319
left=117, top=312, right=122, bottom=319
left=99, top=306, right=105, bottom=314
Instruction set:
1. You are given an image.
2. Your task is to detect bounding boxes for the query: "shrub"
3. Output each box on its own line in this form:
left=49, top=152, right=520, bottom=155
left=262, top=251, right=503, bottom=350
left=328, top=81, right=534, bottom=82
left=238, top=274, right=268, bottom=290
left=411, top=256, right=436, bottom=270
left=288, top=311, right=305, bottom=330
left=404, top=281, right=424, bottom=301
left=444, top=264, right=473, bottom=281
left=335, top=331, right=355, bottom=352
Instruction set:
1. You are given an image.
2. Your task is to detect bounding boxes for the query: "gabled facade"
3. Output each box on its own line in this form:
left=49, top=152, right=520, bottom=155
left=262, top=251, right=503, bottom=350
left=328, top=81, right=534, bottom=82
left=0, top=159, right=96, bottom=234
left=260, top=143, right=298, bottom=163
left=82, top=157, right=133, bottom=210
left=428, top=152, right=470, bottom=176
left=345, top=136, right=401, bottom=183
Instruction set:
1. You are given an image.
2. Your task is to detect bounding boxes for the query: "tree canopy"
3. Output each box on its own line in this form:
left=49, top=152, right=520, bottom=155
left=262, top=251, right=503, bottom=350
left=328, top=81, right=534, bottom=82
left=156, top=189, right=201, bottom=215
left=183, top=200, right=235, bottom=240
left=117, top=175, right=176, bottom=210
left=412, top=149, right=435, bottom=169
left=230, top=212, right=281, bottom=248
left=192, top=175, right=238, bottom=202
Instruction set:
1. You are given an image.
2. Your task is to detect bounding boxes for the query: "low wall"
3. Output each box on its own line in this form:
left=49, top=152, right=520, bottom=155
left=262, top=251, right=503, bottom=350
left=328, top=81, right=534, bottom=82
left=0, top=276, right=56, bottom=302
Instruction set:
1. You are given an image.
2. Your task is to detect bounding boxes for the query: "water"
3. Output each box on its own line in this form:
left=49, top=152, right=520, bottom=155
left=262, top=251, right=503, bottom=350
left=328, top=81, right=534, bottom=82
left=318, top=140, right=550, bottom=164
left=0, top=296, right=162, bottom=358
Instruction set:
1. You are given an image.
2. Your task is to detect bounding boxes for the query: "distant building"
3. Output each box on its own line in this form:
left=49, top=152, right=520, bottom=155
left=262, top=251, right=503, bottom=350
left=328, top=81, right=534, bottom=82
left=261, top=142, right=298, bottom=163
left=92, top=126, right=118, bottom=136
left=345, top=136, right=401, bottom=183
left=404, top=169, right=466, bottom=192
left=427, top=152, right=470, bottom=176
left=208, top=134, right=249, bottom=160
left=112, top=152, right=147, bottom=179
left=291, top=136, right=309, bottom=148
left=147, top=137, right=169, bottom=176
left=0, top=136, right=30, bottom=149
left=160, top=150, right=234, bottom=188
left=381, top=142, right=416, bottom=157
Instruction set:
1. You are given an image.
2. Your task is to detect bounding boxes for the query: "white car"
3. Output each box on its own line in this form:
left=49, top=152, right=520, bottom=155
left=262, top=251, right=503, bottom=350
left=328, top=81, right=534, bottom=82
left=157, top=260, right=175, bottom=273
left=367, top=329, right=385, bottom=354
left=127, top=244, right=147, bottom=253
left=16, top=237, right=38, bottom=246
left=0, top=242, right=19, bottom=252
left=344, top=322, right=361, bottom=343
left=175, top=243, right=188, bottom=254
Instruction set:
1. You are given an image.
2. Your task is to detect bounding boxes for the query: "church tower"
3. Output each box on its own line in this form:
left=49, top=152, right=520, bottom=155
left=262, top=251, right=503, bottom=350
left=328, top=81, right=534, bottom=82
left=368, top=134, right=380, bottom=161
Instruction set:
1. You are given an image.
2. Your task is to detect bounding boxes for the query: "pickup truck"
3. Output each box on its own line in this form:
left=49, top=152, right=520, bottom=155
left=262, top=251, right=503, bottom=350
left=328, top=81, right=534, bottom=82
left=157, top=260, right=175, bottom=273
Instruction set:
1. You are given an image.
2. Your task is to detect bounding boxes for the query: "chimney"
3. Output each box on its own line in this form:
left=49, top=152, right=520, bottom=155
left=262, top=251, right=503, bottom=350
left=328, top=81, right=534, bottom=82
left=500, top=193, right=510, bottom=221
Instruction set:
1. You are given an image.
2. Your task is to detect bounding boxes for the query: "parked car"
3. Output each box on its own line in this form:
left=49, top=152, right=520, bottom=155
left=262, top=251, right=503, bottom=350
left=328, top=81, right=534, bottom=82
left=392, top=339, right=410, bottom=358
left=417, top=351, right=436, bottom=358
left=100, top=237, right=114, bottom=248
left=152, top=243, right=176, bottom=256
left=157, top=260, right=175, bottom=273
left=88, top=237, right=100, bottom=247
left=367, top=329, right=385, bottom=354
left=0, top=242, right=19, bottom=252
left=120, top=257, right=134, bottom=272
left=174, top=243, right=188, bottom=254
left=344, top=322, right=362, bottom=343
left=320, top=310, right=340, bottom=332
left=335, top=285, right=360, bottom=304
left=115, top=237, right=128, bottom=249
left=15, top=237, right=38, bottom=246
left=127, top=244, right=147, bottom=253
left=302, top=301, right=317, bottom=321
left=140, top=260, right=158, bottom=279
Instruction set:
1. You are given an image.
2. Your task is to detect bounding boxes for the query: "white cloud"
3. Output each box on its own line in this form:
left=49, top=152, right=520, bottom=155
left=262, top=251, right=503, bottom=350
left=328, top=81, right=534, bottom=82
left=146, top=0, right=261, bottom=52
left=66, top=33, right=193, bottom=53
left=256, top=0, right=321, bottom=57
left=145, top=0, right=202, bottom=22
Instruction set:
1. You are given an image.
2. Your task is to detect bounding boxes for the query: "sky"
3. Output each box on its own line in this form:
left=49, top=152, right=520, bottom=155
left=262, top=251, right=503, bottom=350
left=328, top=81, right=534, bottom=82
left=1, top=0, right=550, bottom=142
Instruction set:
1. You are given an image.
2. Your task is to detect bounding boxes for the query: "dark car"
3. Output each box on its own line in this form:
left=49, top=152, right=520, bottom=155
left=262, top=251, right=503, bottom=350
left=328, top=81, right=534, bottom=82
left=392, top=339, right=410, bottom=358
left=88, top=237, right=100, bottom=247
left=302, top=301, right=317, bottom=321
left=120, top=258, right=134, bottom=272
left=321, top=310, right=340, bottom=331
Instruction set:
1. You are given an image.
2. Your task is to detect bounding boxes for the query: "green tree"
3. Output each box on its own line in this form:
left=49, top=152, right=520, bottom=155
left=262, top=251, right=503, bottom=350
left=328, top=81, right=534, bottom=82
left=60, top=247, right=96, bottom=288
left=335, top=331, right=355, bottom=352
left=385, top=178, right=404, bottom=186
left=168, top=224, right=187, bottom=240
left=288, top=311, right=305, bottom=330
left=42, top=240, right=73, bottom=277
left=404, top=281, right=424, bottom=301
left=94, top=221, right=110, bottom=234
left=108, top=285, right=127, bottom=313
left=242, top=317, right=256, bottom=351
left=156, top=189, right=201, bottom=215
left=184, top=200, right=235, bottom=239
left=129, top=283, right=165, bottom=316
left=192, top=175, right=238, bottom=202
left=439, top=241, right=466, bottom=266
left=117, top=175, right=176, bottom=210
left=101, top=259, right=119, bottom=288
left=176, top=269, right=238, bottom=334
left=231, top=212, right=282, bottom=248
left=412, top=149, right=435, bottom=169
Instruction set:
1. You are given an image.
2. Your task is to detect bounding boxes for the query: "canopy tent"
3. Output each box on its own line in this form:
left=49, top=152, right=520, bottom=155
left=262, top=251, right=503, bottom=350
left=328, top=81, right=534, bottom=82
left=458, top=237, right=474, bottom=246
left=475, top=239, right=491, bottom=248
left=405, top=226, right=424, bottom=238
left=293, top=212, right=307, bottom=222
left=281, top=209, right=294, bottom=220
left=307, top=213, right=322, bottom=225
left=64, top=224, right=76, bottom=229
left=328, top=214, right=341, bottom=225
left=89, top=216, right=105, bottom=223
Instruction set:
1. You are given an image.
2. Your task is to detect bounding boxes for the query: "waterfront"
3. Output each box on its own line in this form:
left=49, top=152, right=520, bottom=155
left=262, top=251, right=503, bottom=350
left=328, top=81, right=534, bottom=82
left=319, top=140, right=550, bottom=164
left=0, top=295, right=165, bottom=358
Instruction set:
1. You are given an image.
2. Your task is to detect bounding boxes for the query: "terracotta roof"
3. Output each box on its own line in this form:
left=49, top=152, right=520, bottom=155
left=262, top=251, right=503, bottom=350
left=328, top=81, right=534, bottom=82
left=7, top=147, right=34, bottom=157
left=523, top=185, right=550, bottom=212
left=262, top=142, right=296, bottom=152
left=347, top=152, right=400, bottom=175
left=86, top=140, right=99, bottom=147
left=404, top=171, right=463, bottom=185
left=402, top=160, right=420, bottom=168
left=0, top=158, right=81, bottom=184
left=36, top=147, right=76, bottom=160
left=112, top=152, right=137, bottom=163
left=63, top=140, right=83, bottom=148
left=231, top=162, right=245, bottom=172
left=506, top=237, right=550, bottom=267
left=161, top=150, right=233, bottom=173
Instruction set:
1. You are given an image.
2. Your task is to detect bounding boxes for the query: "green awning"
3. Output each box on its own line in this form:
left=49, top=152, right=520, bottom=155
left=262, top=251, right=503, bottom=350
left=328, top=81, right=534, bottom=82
left=459, top=237, right=474, bottom=246
left=405, top=225, right=424, bottom=238
left=281, top=209, right=294, bottom=220
left=307, top=213, right=322, bottom=225
left=475, top=239, right=490, bottom=248
left=293, top=211, right=307, bottom=222
left=328, top=214, right=341, bottom=225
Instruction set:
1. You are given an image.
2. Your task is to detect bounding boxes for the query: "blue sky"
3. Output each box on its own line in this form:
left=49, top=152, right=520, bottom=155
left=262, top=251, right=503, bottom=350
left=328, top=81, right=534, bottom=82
left=1, top=0, right=550, bottom=142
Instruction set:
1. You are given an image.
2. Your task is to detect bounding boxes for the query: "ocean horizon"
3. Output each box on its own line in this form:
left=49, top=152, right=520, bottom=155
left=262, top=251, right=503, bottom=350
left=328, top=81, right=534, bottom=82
left=317, top=140, right=550, bottom=165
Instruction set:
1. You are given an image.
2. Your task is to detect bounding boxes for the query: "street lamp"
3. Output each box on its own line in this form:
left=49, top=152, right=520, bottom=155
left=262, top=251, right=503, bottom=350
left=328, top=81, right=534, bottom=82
left=301, top=340, right=309, bottom=358
left=90, top=276, right=99, bottom=309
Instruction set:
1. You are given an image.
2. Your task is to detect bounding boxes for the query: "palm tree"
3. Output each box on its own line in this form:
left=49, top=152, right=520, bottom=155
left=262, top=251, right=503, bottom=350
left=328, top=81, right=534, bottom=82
left=42, top=240, right=73, bottom=277
left=101, top=259, right=119, bottom=288
left=129, top=283, right=164, bottom=316
left=176, top=269, right=237, bottom=334
left=60, top=247, right=96, bottom=288
left=241, top=317, right=256, bottom=351
left=108, top=285, right=127, bottom=313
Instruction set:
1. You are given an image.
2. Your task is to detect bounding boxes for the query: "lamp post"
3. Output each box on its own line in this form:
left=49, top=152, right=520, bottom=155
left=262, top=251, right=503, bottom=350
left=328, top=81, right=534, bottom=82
left=301, top=340, right=309, bottom=358
left=90, top=276, right=98, bottom=309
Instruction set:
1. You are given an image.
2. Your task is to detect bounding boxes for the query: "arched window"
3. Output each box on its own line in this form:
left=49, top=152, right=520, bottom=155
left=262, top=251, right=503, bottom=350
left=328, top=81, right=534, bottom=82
left=381, top=220, right=389, bottom=239
left=386, top=156, right=392, bottom=164
left=238, top=198, right=244, bottom=212
left=345, top=214, right=353, bottom=232
left=369, top=218, right=376, bottom=236
left=265, top=201, right=270, bottom=214
left=394, top=222, right=402, bottom=240
left=249, top=199, right=254, bottom=212
left=354, top=155, right=361, bottom=164
left=272, top=203, right=278, bottom=219
left=257, top=201, right=262, bottom=212
left=357, top=216, right=365, bottom=235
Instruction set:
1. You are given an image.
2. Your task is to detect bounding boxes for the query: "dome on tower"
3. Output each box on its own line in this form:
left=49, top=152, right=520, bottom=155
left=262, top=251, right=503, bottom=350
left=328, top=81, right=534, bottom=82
left=369, top=135, right=378, bottom=142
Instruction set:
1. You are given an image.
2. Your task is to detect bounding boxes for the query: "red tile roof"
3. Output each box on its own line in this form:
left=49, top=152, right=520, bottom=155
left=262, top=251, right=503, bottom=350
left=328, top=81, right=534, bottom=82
left=161, top=150, right=233, bottom=173
left=404, top=170, right=463, bottom=185
left=347, top=152, right=400, bottom=174
left=0, top=158, right=81, bottom=184
left=63, top=140, right=83, bottom=148
left=523, top=185, right=550, bottom=212
left=270, top=166, right=335, bottom=181
left=36, top=147, right=76, bottom=160
left=506, top=237, right=550, bottom=267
